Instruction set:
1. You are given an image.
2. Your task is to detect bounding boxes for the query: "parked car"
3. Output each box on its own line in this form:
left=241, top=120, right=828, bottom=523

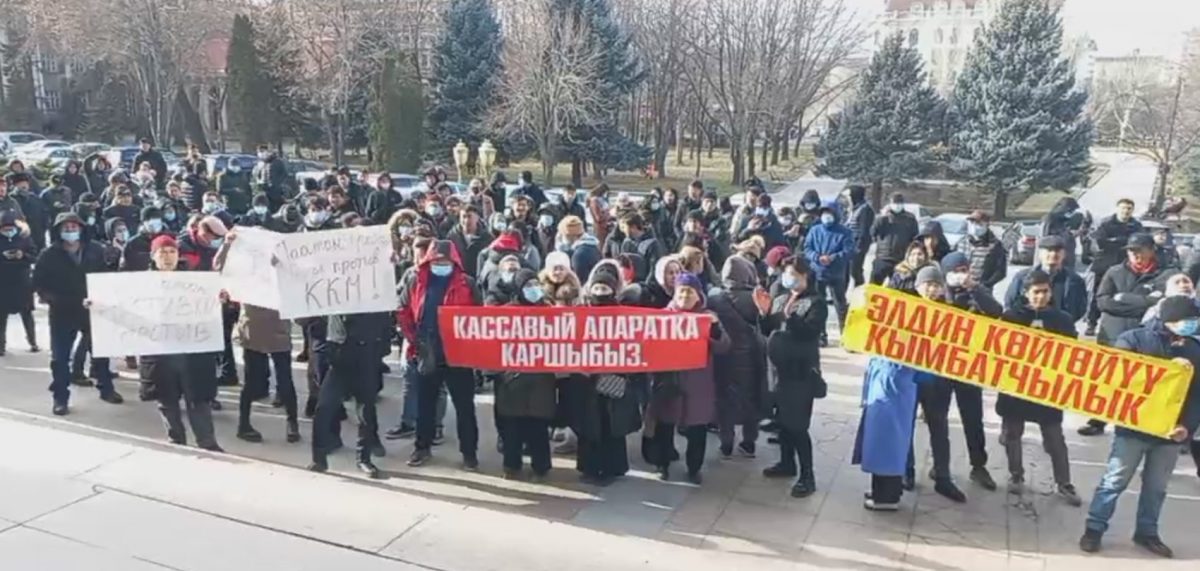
left=13, top=139, right=70, bottom=155
left=0, top=131, right=45, bottom=155
left=70, top=142, right=110, bottom=158
left=205, top=154, right=257, bottom=174
left=933, top=213, right=969, bottom=249
left=18, top=147, right=77, bottom=170
left=1001, top=219, right=1041, bottom=266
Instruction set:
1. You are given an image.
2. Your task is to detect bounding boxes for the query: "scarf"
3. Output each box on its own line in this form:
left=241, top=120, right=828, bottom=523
left=1129, top=258, right=1158, bottom=275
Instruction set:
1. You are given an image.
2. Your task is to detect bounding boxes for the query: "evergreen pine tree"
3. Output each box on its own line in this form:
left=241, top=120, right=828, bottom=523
left=371, top=54, right=424, bottom=172
left=428, top=0, right=503, bottom=156
left=0, top=27, right=42, bottom=131
left=226, top=14, right=273, bottom=152
left=950, top=0, right=1093, bottom=218
left=815, top=33, right=944, bottom=208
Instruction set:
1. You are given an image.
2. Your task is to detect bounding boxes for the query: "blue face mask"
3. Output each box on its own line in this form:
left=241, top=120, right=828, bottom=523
left=86, top=217, right=96, bottom=226
left=0, top=228, right=16, bottom=238
left=145, top=219, right=163, bottom=233
left=430, top=263, right=453, bottom=277
left=115, top=229, right=129, bottom=242
left=781, top=273, right=798, bottom=290
left=755, top=207, right=770, bottom=217
left=821, top=213, right=835, bottom=226
left=61, top=230, right=81, bottom=242
left=253, top=205, right=268, bottom=216
left=203, top=202, right=221, bottom=214
left=209, top=237, right=224, bottom=250
left=1170, top=319, right=1200, bottom=337
left=523, top=286, right=545, bottom=303
left=164, top=211, right=177, bottom=221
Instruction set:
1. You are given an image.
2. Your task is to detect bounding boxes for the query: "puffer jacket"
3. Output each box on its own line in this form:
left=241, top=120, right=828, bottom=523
left=802, top=200, right=855, bottom=283
left=955, top=230, right=1007, bottom=288
left=1003, top=265, right=1088, bottom=321
left=870, top=208, right=919, bottom=263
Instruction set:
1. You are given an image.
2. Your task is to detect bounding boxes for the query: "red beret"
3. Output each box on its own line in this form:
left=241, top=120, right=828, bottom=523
left=150, top=235, right=178, bottom=252
left=765, top=245, right=791, bottom=268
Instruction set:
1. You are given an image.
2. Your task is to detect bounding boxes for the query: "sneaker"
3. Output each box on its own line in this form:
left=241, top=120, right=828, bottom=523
left=934, top=479, right=967, bottom=503
left=407, top=448, right=432, bottom=467
left=70, top=373, right=94, bottom=387
left=719, top=443, right=734, bottom=458
left=286, top=420, right=301, bottom=443
left=99, top=391, right=124, bottom=405
left=52, top=402, right=69, bottom=416
left=1077, top=424, right=1105, bottom=437
left=385, top=424, right=416, bottom=440
left=210, top=399, right=222, bottom=411
left=864, top=498, right=899, bottom=511
left=970, top=466, right=997, bottom=491
left=1007, top=475, right=1024, bottom=494
left=1132, top=535, right=1173, bottom=558
left=295, top=351, right=309, bottom=363
left=737, top=442, right=756, bottom=458
left=1079, top=529, right=1102, bottom=553
left=791, top=477, right=816, bottom=498
left=462, top=453, right=480, bottom=471
left=357, top=460, right=384, bottom=479
left=236, top=426, right=264, bottom=443
left=1084, top=324, right=1097, bottom=337
left=307, top=458, right=328, bottom=473
left=28, top=344, right=39, bottom=353
left=686, top=471, right=703, bottom=485
left=553, top=439, right=577, bottom=455
left=432, top=427, right=446, bottom=445
left=1058, top=483, right=1083, bottom=507
left=762, top=464, right=797, bottom=478
left=198, top=443, right=225, bottom=453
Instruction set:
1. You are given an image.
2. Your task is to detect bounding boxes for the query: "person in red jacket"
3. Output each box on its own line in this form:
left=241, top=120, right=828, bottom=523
left=397, top=239, right=481, bottom=469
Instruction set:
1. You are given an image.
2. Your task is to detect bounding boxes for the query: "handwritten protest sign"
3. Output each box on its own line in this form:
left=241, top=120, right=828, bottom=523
left=438, top=306, right=713, bottom=373
left=87, top=272, right=224, bottom=358
left=219, top=226, right=281, bottom=310
left=273, top=225, right=396, bottom=319
left=842, top=285, right=1194, bottom=437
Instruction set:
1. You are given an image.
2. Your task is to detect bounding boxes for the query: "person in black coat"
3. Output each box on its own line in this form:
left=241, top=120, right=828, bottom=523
left=845, top=185, right=875, bottom=288
left=10, top=175, right=47, bottom=252
left=917, top=220, right=952, bottom=265
left=0, top=210, right=37, bottom=354
left=102, top=186, right=141, bottom=232
left=869, top=193, right=920, bottom=284
left=120, top=206, right=168, bottom=272
left=708, top=255, right=768, bottom=458
left=619, top=213, right=666, bottom=279
left=446, top=205, right=493, bottom=281
left=1041, top=195, right=1083, bottom=269
left=997, top=269, right=1082, bottom=505
left=40, top=177, right=75, bottom=235
left=33, top=213, right=125, bottom=415
left=252, top=144, right=291, bottom=212
left=516, top=170, right=548, bottom=207
left=955, top=210, right=1007, bottom=290
left=61, top=160, right=89, bottom=198
left=364, top=173, right=403, bottom=225
left=760, top=256, right=827, bottom=498
left=642, top=188, right=677, bottom=253
left=1003, top=235, right=1088, bottom=321
left=235, top=194, right=273, bottom=228
left=132, top=137, right=168, bottom=189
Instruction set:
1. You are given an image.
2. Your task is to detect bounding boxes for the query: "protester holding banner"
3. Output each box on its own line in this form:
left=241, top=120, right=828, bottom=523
left=761, top=256, right=827, bottom=498
left=136, top=235, right=223, bottom=452
left=853, top=265, right=943, bottom=511
left=34, top=212, right=123, bottom=416
left=398, top=240, right=481, bottom=469
left=1081, top=296, right=1200, bottom=558
left=1082, top=233, right=1169, bottom=437
left=1003, top=236, right=1088, bottom=321
left=296, top=195, right=339, bottom=417
left=997, top=269, right=1082, bottom=506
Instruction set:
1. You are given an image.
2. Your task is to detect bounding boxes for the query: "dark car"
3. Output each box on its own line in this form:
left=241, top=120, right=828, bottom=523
left=205, top=154, right=257, bottom=174
left=1001, top=219, right=1041, bottom=266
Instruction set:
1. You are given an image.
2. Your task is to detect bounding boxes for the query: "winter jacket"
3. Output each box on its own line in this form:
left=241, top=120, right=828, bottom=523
left=870, top=209, right=920, bottom=264
left=762, top=288, right=827, bottom=434
left=252, top=155, right=291, bottom=208
left=955, top=231, right=1007, bottom=289
left=1096, top=262, right=1168, bottom=345
left=556, top=234, right=602, bottom=282
left=620, top=232, right=665, bottom=280
left=0, top=211, right=35, bottom=315
left=446, top=224, right=494, bottom=281
left=40, top=186, right=74, bottom=226
left=395, top=241, right=480, bottom=362
left=119, top=228, right=168, bottom=272
left=61, top=163, right=88, bottom=198
left=708, top=286, right=768, bottom=425
left=995, top=304, right=1077, bottom=424
left=945, top=283, right=1003, bottom=318
left=852, top=358, right=931, bottom=475
left=847, top=200, right=875, bottom=252
left=646, top=308, right=730, bottom=427
left=132, top=149, right=168, bottom=187
left=32, top=237, right=110, bottom=327
left=365, top=188, right=404, bottom=226
left=803, top=203, right=855, bottom=283
left=735, top=211, right=787, bottom=251
left=216, top=172, right=253, bottom=215
left=917, top=220, right=952, bottom=263
left=1003, top=265, right=1088, bottom=321
left=178, top=230, right=219, bottom=272
left=1041, top=201, right=1083, bottom=267
left=1113, top=323, right=1200, bottom=444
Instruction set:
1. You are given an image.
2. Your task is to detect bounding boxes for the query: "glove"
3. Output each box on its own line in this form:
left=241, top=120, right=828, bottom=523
left=1149, top=291, right=1164, bottom=299
left=710, top=321, right=724, bottom=340
left=1114, top=293, right=1126, bottom=302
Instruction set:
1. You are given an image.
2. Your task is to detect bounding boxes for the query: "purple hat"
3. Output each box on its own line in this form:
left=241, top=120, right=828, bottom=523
left=675, top=272, right=707, bottom=306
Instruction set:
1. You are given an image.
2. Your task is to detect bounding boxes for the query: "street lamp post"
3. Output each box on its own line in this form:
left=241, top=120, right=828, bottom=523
left=453, top=140, right=470, bottom=184
left=478, top=139, right=497, bottom=181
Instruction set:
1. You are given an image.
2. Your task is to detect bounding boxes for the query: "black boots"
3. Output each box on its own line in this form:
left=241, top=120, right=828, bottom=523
left=790, top=470, right=816, bottom=498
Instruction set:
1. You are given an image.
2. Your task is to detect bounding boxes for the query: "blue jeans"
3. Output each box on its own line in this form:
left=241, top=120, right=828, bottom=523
left=1085, top=433, right=1181, bottom=537
left=50, top=319, right=113, bottom=403
left=400, top=358, right=446, bottom=427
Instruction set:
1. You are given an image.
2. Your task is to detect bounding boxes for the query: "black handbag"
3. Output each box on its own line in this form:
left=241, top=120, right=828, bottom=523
left=810, top=367, right=828, bottom=399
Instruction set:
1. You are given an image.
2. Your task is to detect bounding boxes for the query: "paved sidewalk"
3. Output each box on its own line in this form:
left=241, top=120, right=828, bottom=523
left=2, top=312, right=1200, bottom=570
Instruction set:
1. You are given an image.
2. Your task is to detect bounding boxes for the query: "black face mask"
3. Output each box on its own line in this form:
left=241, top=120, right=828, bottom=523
left=588, top=294, right=616, bottom=306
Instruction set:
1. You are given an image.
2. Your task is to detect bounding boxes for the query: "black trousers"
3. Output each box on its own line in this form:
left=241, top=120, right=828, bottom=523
left=500, top=417, right=551, bottom=473
left=870, top=259, right=898, bottom=285
left=576, top=400, right=628, bottom=479
left=1191, top=440, right=1200, bottom=472
left=652, top=423, right=707, bottom=475
left=0, top=310, right=35, bottom=349
left=311, top=343, right=381, bottom=462
left=217, top=305, right=239, bottom=380
left=239, top=349, right=297, bottom=426
left=851, top=248, right=869, bottom=288
left=778, top=398, right=815, bottom=474
left=907, top=379, right=988, bottom=480
left=416, top=366, right=478, bottom=455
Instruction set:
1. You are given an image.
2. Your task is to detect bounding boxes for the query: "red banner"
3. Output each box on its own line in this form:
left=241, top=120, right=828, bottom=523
left=437, top=306, right=713, bottom=373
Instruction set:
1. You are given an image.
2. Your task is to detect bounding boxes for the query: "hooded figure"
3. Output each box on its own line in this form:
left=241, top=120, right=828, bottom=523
left=796, top=189, right=822, bottom=235
left=707, top=256, right=768, bottom=458
left=642, top=188, right=677, bottom=252
left=917, top=220, right=952, bottom=264
left=621, top=255, right=681, bottom=308
left=61, top=160, right=89, bottom=198
left=540, top=251, right=582, bottom=306
left=886, top=241, right=932, bottom=294
left=869, top=193, right=920, bottom=283
left=846, top=185, right=875, bottom=287
left=396, top=240, right=482, bottom=468
left=364, top=172, right=404, bottom=225
left=494, top=268, right=557, bottom=478
left=1041, top=196, right=1083, bottom=268
left=478, top=230, right=538, bottom=287
left=0, top=210, right=37, bottom=354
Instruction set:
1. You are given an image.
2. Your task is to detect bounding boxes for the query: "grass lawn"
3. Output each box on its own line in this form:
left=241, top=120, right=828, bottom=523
left=505, top=145, right=815, bottom=197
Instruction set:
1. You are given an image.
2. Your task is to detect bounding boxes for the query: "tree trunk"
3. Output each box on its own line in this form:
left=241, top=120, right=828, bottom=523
left=871, top=179, right=884, bottom=211
left=992, top=189, right=1009, bottom=221
left=781, top=128, right=791, bottom=161
left=747, top=137, right=756, bottom=180
left=1151, top=162, right=1171, bottom=214
left=730, top=141, right=743, bottom=186
left=770, top=131, right=781, bottom=166
left=571, top=157, right=583, bottom=188
left=760, top=130, right=769, bottom=172
left=707, top=127, right=715, bottom=159
left=674, top=117, right=684, bottom=167
left=592, top=161, right=603, bottom=182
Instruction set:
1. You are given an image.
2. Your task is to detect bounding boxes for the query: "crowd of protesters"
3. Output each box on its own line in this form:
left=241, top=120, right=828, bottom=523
left=2, top=142, right=1199, bottom=558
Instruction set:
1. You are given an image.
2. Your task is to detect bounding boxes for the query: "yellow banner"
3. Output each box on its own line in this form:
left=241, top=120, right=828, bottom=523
left=843, top=285, right=1194, bottom=437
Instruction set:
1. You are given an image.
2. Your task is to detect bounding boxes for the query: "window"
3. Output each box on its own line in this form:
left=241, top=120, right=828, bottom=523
left=908, top=29, right=919, bottom=47
left=43, top=91, right=62, bottom=111
left=950, top=28, right=959, bottom=45
left=936, top=29, right=944, bottom=44
left=40, top=57, right=61, bottom=74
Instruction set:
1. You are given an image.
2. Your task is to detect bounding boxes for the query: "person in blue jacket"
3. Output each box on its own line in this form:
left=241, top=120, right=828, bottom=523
left=803, top=199, right=855, bottom=346
left=852, top=265, right=942, bottom=510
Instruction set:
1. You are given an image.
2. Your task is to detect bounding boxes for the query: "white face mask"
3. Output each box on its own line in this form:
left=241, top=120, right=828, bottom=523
left=945, top=272, right=968, bottom=288
left=890, top=204, right=904, bottom=214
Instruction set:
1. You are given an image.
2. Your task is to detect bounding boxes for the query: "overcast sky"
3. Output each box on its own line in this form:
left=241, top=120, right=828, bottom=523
left=843, top=0, right=1200, bottom=59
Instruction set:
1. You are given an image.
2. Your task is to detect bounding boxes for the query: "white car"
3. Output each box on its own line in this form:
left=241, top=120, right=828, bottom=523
left=18, top=147, right=77, bottom=170
left=0, top=131, right=45, bottom=155
left=12, top=139, right=71, bottom=155
left=933, top=212, right=969, bottom=247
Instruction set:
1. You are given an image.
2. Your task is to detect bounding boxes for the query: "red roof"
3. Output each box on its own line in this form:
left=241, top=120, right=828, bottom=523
left=197, top=35, right=230, bottom=77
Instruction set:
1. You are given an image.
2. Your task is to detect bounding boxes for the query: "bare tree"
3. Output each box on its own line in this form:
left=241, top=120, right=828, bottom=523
left=21, top=0, right=225, bottom=145
left=492, top=0, right=607, bottom=184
